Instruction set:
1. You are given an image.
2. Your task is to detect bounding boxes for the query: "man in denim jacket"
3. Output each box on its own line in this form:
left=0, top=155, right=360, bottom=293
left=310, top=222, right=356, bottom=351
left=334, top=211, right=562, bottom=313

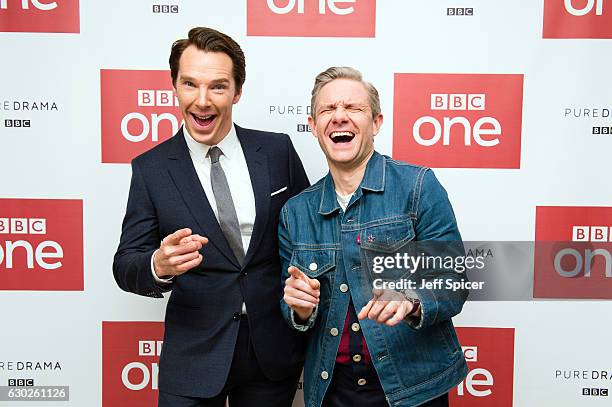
left=280, top=67, right=468, bottom=407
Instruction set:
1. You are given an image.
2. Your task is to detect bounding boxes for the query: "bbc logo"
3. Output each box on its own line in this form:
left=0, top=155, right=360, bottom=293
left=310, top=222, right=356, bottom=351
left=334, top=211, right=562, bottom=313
left=461, top=346, right=478, bottom=362
left=572, top=226, right=612, bottom=242
left=593, top=126, right=612, bottom=135
left=447, top=7, right=474, bottom=16
left=297, top=124, right=311, bottom=132
left=5, top=119, right=31, bottom=128
left=430, top=94, right=485, bottom=111
left=139, top=340, right=163, bottom=356
left=152, top=5, right=178, bottom=13
left=137, top=90, right=178, bottom=107
left=8, top=379, right=34, bottom=386
left=583, top=388, right=609, bottom=396
left=0, top=218, right=47, bottom=235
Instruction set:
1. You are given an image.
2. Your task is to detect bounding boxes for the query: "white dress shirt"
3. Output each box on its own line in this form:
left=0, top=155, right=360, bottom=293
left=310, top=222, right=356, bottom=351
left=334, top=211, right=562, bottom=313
left=152, top=125, right=257, bottom=312
left=183, top=124, right=256, bottom=251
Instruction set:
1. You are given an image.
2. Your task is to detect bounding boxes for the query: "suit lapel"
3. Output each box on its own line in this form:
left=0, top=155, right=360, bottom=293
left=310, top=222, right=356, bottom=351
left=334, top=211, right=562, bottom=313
left=166, top=129, right=240, bottom=268
left=236, top=125, right=270, bottom=266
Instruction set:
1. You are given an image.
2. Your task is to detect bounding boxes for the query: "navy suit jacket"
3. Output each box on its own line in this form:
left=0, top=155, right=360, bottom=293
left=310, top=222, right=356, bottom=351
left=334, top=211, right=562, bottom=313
left=113, top=125, right=310, bottom=398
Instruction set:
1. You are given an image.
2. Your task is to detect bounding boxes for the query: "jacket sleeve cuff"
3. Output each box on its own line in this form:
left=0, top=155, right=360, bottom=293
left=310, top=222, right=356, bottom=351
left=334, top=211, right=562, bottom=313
left=404, top=289, right=436, bottom=329
left=290, top=306, right=318, bottom=331
left=151, top=249, right=174, bottom=284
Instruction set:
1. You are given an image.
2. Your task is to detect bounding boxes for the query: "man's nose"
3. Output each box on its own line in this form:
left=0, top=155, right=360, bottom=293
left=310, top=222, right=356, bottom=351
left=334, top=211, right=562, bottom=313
left=331, top=105, right=349, bottom=122
left=195, top=87, right=211, bottom=108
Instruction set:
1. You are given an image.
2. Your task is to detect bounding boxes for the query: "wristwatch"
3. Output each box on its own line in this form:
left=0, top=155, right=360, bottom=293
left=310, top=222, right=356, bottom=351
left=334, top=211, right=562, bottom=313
left=405, top=297, right=421, bottom=317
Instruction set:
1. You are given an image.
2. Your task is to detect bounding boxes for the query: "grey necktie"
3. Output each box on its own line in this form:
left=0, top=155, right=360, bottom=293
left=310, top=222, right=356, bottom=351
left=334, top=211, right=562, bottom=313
left=207, top=146, right=245, bottom=266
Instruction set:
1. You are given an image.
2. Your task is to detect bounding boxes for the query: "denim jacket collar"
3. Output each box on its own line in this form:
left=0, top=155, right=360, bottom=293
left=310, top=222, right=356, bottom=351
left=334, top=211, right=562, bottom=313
left=318, top=151, right=386, bottom=215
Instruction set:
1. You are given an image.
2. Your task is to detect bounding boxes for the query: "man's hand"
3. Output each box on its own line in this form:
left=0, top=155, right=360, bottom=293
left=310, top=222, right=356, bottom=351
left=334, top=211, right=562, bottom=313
left=357, top=288, right=420, bottom=327
left=153, top=228, right=208, bottom=278
left=283, top=266, right=321, bottom=321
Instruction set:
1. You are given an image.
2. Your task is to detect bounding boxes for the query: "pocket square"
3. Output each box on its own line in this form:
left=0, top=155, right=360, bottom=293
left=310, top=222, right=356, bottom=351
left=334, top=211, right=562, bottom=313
left=271, top=186, right=288, bottom=196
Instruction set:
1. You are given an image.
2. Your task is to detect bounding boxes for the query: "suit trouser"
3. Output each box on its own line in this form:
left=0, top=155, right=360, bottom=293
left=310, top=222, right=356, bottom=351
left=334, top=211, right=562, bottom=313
left=158, top=315, right=301, bottom=407
left=322, top=362, right=449, bottom=407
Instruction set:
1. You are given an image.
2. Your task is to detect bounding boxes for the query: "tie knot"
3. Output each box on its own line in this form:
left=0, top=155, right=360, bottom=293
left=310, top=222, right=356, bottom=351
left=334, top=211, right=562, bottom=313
left=208, top=146, right=223, bottom=164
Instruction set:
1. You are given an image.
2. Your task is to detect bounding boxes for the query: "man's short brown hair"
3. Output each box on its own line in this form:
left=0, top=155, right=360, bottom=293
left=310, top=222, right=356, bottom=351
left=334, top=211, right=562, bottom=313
left=169, top=27, right=246, bottom=91
left=310, top=66, right=381, bottom=120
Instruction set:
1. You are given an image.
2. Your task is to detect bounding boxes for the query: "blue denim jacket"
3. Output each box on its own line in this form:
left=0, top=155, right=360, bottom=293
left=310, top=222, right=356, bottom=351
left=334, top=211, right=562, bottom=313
left=279, top=151, right=468, bottom=407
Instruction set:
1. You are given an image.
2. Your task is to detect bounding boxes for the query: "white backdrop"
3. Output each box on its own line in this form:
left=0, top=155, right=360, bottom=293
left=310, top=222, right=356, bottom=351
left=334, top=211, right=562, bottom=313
left=1, top=1, right=612, bottom=406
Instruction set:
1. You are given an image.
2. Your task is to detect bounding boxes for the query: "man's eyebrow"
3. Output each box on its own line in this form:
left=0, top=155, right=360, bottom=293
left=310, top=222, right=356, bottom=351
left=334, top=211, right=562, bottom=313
left=319, top=101, right=366, bottom=109
left=177, top=76, right=230, bottom=84
left=178, top=75, right=196, bottom=82
left=210, top=78, right=230, bottom=84
left=319, top=103, right=336, bottom=109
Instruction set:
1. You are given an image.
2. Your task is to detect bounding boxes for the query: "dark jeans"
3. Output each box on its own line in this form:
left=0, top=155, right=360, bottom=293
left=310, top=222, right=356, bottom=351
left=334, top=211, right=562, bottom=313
left=322, top=362, right=449, bottom=407
left=159, top=316, right=300, bottom=407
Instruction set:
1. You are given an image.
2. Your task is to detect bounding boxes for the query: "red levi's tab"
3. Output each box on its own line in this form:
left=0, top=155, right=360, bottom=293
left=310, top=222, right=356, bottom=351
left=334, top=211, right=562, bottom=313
left=247, top=0, right=376, bottom=37
left=393, top=73, right=523, bottom=169
left=0, top=0, right=80, bottom=33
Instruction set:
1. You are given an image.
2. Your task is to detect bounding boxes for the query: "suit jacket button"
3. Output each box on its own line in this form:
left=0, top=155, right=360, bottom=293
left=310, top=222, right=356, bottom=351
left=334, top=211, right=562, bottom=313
left=233, top=312, right=241, bottom=321
left=241, top=271, right=247, bottom=277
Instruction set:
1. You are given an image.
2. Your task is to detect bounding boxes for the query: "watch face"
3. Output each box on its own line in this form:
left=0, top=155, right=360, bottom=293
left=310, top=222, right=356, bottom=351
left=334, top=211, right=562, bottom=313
left=405, top=297, right=420, bottom=316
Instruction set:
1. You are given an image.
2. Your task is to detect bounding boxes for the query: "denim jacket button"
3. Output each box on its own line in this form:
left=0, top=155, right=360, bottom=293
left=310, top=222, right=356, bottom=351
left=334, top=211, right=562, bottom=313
left=321, top=371, right=329, bottom=380
left=330, top=328, right=339, bottom=336
left=309, top=262, right=318, bottom=271
left=339, top=283, right=348, bottom=293
left=351, top=322, right=361, bottom=332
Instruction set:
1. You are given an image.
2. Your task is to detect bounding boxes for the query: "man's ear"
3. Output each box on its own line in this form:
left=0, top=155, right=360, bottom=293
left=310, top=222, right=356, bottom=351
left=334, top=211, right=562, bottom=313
left=372, top=113, right=384, bottom=136
left=308, top=116, right=317, bottom=139
left=233, top=88, right=242, bottom=104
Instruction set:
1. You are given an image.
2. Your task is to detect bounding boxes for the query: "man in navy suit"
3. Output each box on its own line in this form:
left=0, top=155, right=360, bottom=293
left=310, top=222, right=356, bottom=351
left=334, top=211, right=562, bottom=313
left=113, top=27, right=310, bottom=407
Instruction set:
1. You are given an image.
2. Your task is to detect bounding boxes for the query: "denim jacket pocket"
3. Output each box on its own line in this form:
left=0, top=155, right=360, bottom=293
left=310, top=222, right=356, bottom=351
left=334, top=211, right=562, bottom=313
left=359, top=218, right=417, bottom=286
left=359, top=217, right=416, bottom=253
left=291, top=248, right=336, bottom=278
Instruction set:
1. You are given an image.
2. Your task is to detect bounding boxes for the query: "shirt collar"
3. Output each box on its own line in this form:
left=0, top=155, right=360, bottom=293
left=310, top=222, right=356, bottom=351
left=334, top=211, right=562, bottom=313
left=360, top=150, right=385, bottom=192
left=318, top=151, right=386, bottom=215
left=183, top=124, right=240, bottom=162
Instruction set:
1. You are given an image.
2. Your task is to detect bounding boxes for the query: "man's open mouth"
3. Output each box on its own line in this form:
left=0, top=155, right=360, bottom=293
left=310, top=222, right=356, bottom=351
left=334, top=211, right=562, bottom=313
left=192, top=113, right=216, bottom=127
left=330, top=131, right=355, bottom=143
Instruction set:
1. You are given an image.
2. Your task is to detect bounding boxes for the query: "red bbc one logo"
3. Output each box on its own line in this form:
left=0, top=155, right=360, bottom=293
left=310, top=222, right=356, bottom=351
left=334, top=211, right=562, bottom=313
left=0, top=198, right=83, bottom=290
left=543, top=0, right=612, bottom=39
left=0, top=0, right=79, bottom=33
left=247, top=0, right=376, bottom=37
left=534, top=206, right=612, bottom=299
left=450, top=327, right=515, bottom=407
left=101, top=69, right=181, bottom=164
left=102, top=321, right=165, bottom=407
left=392, top=73, right=524, bottom=169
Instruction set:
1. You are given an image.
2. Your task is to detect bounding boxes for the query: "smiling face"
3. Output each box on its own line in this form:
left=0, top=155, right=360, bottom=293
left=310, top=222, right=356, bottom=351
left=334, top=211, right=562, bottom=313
left=308, top=78, right=383, bottom=172
left=174, top=46, right=241, bottom=145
